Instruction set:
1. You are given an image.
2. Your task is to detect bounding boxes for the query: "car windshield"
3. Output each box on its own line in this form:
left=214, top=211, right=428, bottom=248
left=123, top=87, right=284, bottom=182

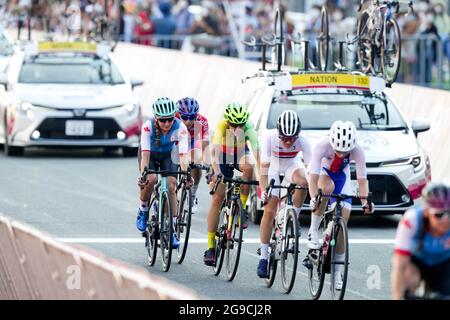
left=267, top=93, right=407, bottom=130
left=18, top=54, right=125, bottom=84
left=0, top=33, right=14, bottom=56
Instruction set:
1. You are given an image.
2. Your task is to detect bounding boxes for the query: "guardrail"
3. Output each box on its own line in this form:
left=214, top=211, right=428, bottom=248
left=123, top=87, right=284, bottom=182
left=0, top=214, right=202, bottom=300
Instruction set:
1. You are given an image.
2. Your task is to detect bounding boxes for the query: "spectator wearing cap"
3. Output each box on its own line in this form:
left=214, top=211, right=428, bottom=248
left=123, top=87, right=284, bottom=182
left=153, top=1, right=177, bottom=48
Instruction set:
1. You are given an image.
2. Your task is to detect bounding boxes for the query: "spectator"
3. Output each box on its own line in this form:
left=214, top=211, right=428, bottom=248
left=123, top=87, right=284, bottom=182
left=416, top=8, right=440, bottom=84
left=135, top=1, right=154, bottom=46
left=153, top=1, right=177, bottom=48
left=174, top=0, right=194, bottom=35
left=122, top=0, right=137, bottom=42
left=432, top=1, right=450, bottom=59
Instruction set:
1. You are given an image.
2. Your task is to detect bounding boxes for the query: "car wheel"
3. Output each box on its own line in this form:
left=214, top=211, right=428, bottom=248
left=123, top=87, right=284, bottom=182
left=122, top=146, right=138, bottom=157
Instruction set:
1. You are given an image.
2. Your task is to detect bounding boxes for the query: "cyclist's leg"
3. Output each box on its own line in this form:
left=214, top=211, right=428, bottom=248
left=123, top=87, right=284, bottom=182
left=331, top=171, right=351, bottom=254
left=260, top=174, right=281, bottom=255
left=237, top=153, right=255, bottom=208
left=406, top=256, right=429, bottom=295
left=285, top=163, right=308, bottom=218
left=137, top=154, right=158, bottom=231
left=308, top=171, right=334, bottom=249
left=424, top=258, right=450, bottom=296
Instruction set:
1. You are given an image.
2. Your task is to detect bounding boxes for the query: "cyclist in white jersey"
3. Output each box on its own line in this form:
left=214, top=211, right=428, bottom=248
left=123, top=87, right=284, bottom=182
left=307, top=120, right=374, bottom=290
left=257, top=111, right=311, bottom=278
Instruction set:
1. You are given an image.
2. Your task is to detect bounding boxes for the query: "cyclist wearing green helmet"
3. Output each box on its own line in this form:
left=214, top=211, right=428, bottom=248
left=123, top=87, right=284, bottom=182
left=136, top=97, right=192, bottom=249
left=203, top=102, right=260, bottom=266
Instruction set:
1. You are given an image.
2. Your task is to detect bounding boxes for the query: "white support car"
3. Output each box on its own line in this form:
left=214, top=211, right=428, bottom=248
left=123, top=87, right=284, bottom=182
left=0, top=41, right=144, bottom=156
left=246, top=71, right=432, bottom=222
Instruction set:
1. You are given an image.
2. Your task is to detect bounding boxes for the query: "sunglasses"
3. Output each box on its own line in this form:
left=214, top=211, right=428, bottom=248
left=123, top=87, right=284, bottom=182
left=433, top=210, right=450, bottom=219
left=157, top=117, right=175, bottom=123
left=279, top=135, right=298, bottom=143
left=181, top=115, right=196, bottom=121
left=228, top=122, right=244, bottom=128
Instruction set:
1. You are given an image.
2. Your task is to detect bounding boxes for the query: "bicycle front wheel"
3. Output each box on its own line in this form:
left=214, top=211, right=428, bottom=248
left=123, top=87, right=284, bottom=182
left=146, top=198, right=158, bottom=266
left=381, top=18, right=401, bottom=85
left=225, top=201, right=244, bottom=281
left=330, top=218, right=349, bottom=300
left=213, top=206, right=227, bottom=276
left=280, top=209, right=299, bottom=294
left=160, top=191, right=173, bottom=272
left=177, top=187, right=192, bottom=264
left=317, top=6, right=329, bottom=71
left=307, top=216, right=327, bottom=299
left=265, top=240, right=278, bottom=288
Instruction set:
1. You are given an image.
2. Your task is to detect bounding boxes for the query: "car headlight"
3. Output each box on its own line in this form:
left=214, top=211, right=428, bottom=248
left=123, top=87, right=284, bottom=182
left=19, top=102, right=52, bottom=113
left=106, top=104, right=136, bottom=114
left=381, top=155, right=422, bottom=172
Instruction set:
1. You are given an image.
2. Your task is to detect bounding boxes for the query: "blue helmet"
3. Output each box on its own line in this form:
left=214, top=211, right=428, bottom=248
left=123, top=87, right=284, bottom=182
left=177, top=97, right=200, bottom=117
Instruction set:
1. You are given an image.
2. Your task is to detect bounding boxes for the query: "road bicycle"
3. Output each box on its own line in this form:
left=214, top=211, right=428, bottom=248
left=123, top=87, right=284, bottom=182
left=352, top=0, right=414, bottom=85
left=263, top=178, right=307, bottom=293
left=317, top=6, right=330, bottom=71
left=303, top=188, right=372, bottom=300
left=175, top=163, right=210, bottom=264
left=210, top=174, right=259, bottom=281
left=140, top=166, right=191, bottom=272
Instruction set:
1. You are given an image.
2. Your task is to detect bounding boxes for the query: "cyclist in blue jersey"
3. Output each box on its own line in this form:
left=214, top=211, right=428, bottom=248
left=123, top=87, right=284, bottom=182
left=136, top=97, right=191, bottom=249
left=392, top=182, right=450, bottom=299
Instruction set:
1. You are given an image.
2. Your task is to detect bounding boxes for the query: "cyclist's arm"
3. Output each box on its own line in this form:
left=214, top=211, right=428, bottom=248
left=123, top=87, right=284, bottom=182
left=259, top=131, right=272, bottom=191
left=245, top=122, right=261, bottom=176
left=201, top=118, right=210, bottom=165
left=178, top=124, right=190, bottom=172
left=308, top=140, right=325, bottom=199
left=299, top=136, right=312, bottom=167
left=352, top=145, right=369, bottom=202
left=140, top=121, right=151, bottom=175
left=210, top=124, right=223, bottom=176
left=391, top=209, right=419, bottom=299
left=392, top=254, right=412, bottom=300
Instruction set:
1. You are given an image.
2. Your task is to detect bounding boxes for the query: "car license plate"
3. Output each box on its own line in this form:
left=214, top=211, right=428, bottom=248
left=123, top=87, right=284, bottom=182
left=65, top=120, right=94, bottom=136
left=351, top=180, right=359, bottom=196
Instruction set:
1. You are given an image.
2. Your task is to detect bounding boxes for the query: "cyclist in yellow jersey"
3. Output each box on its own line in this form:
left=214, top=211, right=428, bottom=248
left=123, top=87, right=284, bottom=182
left=203, top=102, right=260, bottom=266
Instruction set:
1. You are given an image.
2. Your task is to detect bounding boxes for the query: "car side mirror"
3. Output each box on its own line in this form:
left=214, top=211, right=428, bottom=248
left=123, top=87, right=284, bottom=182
left=0, top=73, right=8, bottom=90
left=411, top=118, right=430, bottom=137
left=130, top=77, right=144, bottom=89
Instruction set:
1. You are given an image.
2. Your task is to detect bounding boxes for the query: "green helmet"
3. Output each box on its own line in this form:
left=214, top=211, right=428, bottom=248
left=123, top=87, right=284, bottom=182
left=152, top=97, right=176, bottom=117
left=224, top=102, right=249, bottom=125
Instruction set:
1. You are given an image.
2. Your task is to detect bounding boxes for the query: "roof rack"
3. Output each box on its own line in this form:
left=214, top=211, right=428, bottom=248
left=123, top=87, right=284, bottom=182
left=242, top=6, right=393, bottom=90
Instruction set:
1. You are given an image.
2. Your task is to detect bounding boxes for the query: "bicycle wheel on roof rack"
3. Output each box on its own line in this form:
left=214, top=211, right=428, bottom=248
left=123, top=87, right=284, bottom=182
left=272, top=8, right=285, bottom=71
left=381, top=17, right=401, bottom=85
left=317, top=6, right=330, bottom=71
left=356, top=11, right=372, bottom=74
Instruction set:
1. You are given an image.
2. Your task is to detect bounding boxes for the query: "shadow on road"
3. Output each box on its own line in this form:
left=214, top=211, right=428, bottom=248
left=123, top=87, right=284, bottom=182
left=299, top=213, right=401, bottom=230
left=18, top=147, right=136, bottom=159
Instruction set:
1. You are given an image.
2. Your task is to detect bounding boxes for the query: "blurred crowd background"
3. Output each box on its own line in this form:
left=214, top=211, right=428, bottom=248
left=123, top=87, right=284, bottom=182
left=0, top=0, right=449, bottom=89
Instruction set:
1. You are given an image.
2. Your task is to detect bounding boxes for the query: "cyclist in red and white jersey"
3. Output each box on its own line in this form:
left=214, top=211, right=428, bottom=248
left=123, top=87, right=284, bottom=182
left=257, top=110, right=311, bottom=278
left=176, top=97, right=210, bottom=212
left=307, top=120, right=374, bottom=290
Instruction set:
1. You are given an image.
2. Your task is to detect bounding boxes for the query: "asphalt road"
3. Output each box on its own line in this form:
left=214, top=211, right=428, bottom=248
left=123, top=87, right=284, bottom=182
left=0, top=147, right=402, bottom=300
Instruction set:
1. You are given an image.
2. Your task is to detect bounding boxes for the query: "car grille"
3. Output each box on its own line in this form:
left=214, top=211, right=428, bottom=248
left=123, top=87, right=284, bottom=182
left=35, top=118, right=122, bottom=140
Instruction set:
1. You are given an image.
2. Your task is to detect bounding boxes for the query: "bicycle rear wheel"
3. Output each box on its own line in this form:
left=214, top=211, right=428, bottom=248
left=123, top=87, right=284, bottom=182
left=146, top=198, right=158, bottom=266
left=265, top=239, right=278, bottom=288
left=176, top=187, right=192, bottom=264
left=381, top=18, right=401, bottom=85
left=280, top=209, right=299, bottom=294
left=330, top=218, right=349, bottom=300
left=306, top=215, right=328, bottom=299
left=160, top=191, right=173, bottom=272
left=225, top=201, right=244, bottom=281
left=317, top=6, right=329, bottom=71
left=213, top=206, right=227, bottom=276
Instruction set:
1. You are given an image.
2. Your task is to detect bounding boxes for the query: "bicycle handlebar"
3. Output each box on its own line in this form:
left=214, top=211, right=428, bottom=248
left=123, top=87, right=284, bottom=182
left=189, top=163, right=210, bottom=171
left=317, top=188, right=372, bottom=201
left=210, top=174, right=223, bottom=195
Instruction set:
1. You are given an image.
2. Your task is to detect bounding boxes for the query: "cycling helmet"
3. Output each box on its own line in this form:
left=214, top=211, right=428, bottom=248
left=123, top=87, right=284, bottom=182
left=177, top=97, right=199, bottom=116
left=277, top=110, right=301, bottom=137
left=152, top=97, right=176, bottom=118
left=329, top=120, right=357, bottom=152
left=224, top=102, right=249, bottom=125
left=422, top=182, right=450, bottom=210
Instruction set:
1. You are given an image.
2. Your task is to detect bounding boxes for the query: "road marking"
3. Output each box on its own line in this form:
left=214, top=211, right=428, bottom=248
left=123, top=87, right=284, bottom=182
left=59, top=238, right=395, bottom=244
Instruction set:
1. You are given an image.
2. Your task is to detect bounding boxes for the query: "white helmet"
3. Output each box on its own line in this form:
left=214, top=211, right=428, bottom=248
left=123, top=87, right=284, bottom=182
left=277, top=110, right=301, bottom=137
left=329, top=120, right=357, bottom=152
